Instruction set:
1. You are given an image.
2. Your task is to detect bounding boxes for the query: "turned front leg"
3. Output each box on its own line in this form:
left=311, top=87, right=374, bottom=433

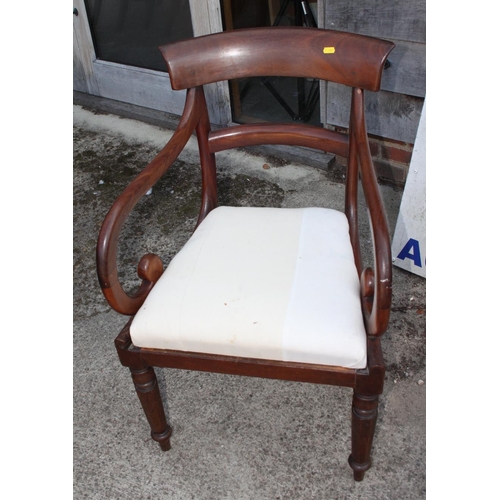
left=130, top=366, right=172, bottom=451
left=348, top=392, right=379, bottom=481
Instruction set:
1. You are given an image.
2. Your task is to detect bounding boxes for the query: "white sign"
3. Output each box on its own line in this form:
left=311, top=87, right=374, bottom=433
left=391, top=100, right=426, bottom=278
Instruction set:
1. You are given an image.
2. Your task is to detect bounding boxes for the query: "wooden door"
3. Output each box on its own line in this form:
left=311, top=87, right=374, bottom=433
left=73, top=0, right=232, bottom=125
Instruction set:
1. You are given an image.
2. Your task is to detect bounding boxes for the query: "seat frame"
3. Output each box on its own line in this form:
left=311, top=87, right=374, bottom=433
left=96, top=27, right=395, bottom=481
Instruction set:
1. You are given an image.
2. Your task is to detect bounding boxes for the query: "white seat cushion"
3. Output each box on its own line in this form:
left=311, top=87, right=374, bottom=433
left=130, top=206, right=367, bottom=368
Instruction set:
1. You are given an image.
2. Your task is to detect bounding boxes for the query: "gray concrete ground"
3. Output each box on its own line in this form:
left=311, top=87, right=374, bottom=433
left=73, top=104, right=425, bottom=499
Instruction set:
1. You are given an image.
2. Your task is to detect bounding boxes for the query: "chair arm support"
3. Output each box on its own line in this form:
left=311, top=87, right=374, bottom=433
left=96, top=87, right=202, bottom=315
left=351, top=89, right=392, bottom=336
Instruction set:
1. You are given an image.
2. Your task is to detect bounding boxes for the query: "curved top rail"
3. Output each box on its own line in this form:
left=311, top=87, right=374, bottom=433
left=160, top=27, right=394, bottom=92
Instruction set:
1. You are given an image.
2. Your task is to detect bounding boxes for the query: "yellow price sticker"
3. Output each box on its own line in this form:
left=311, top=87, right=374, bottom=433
left=323, top=47, right=336, bottom=54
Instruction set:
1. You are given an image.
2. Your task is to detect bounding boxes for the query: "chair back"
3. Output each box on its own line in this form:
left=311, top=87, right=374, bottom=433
left=160, top=27, right=394, bottom=92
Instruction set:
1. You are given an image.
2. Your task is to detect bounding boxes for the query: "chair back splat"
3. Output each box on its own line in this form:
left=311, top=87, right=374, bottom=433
left=96, top=27, right=395, bottom=482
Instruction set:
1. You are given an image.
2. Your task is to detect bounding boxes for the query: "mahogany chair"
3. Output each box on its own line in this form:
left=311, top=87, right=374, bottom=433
left=96, top=27, right=394, bottom=481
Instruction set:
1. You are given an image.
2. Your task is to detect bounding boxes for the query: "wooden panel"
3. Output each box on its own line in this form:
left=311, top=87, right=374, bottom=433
left=322, top=0, right=425, bottom=143
left=379, top=39, right=425, bottom=97
left=93, top=60, right=186, bottom=116
left=326, top=85, right=424, bottom=144
left=325, top=0, right=425, bottom=43
left=325, top=0, right=425, bottom=98
left=73, top=0, right=99, bottom=94
left=73, top=29, right=90, bottom=93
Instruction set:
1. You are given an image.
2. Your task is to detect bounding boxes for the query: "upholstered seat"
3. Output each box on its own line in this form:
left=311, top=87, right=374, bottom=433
left=131, top=206, right=367, bottom=368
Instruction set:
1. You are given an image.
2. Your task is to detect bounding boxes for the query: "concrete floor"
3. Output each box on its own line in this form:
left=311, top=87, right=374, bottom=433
left=73, top=104, right=425, bottom=499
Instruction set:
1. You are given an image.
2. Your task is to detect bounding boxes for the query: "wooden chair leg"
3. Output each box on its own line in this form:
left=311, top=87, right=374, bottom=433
left=130, top=366, right=172, bottom=451
left=348, top=391, right=379, bottom=481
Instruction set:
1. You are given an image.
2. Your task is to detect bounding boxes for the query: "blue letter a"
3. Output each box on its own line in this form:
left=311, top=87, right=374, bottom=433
left=397, top=238, right=422, bottom=267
